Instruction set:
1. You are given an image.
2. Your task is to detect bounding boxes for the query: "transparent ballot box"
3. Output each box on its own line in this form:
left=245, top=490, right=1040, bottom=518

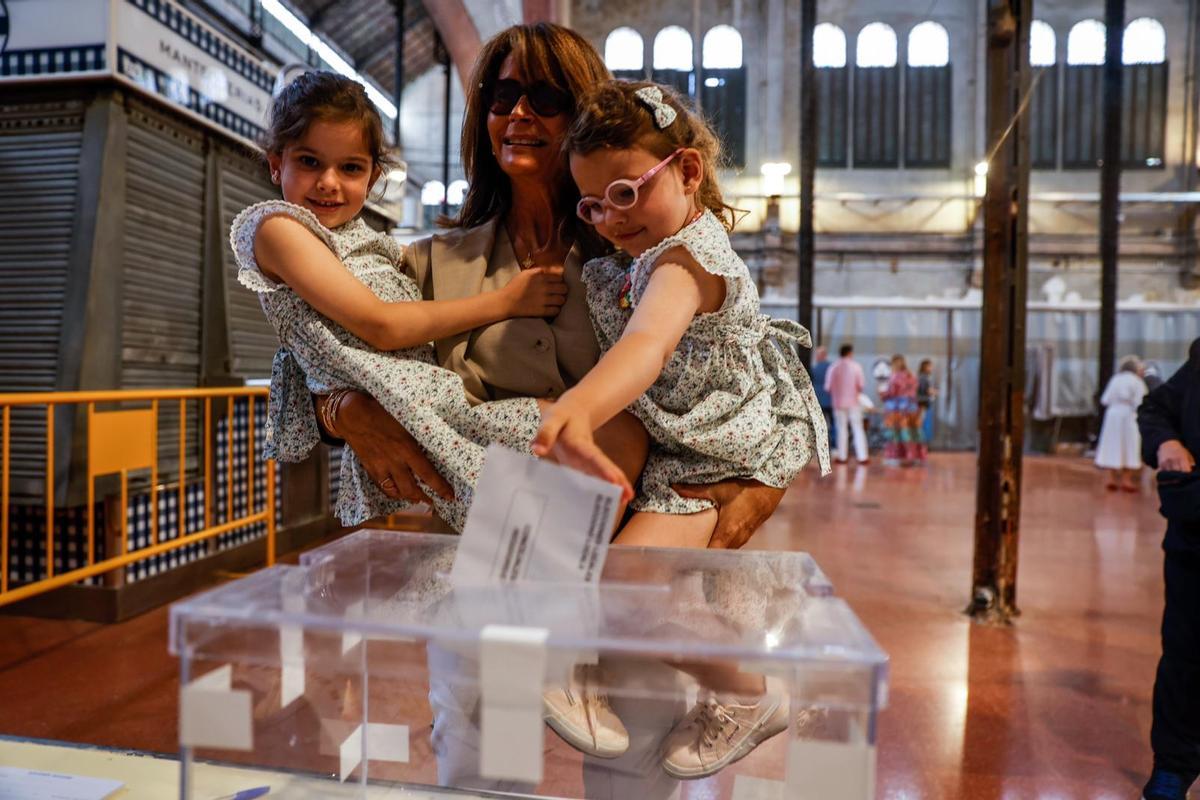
left=170, top=530, right=887, bottom=799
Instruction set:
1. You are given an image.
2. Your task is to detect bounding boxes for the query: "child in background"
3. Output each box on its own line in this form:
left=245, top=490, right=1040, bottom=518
left=532, top=80, right=831, bottom=778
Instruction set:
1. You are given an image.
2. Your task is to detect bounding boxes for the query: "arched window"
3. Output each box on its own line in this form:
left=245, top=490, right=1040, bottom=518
left=1067, top=20, right=1106, bottom=65
left=446, top=179, right=469, bottom=206
left=856, top=22, right=897, bottom=68
left=605, top=27, right=644, bottom=72
left=813, top=23, right=846, bottom=68
left=905, top=22, right=951, bottom=166
left=700, top=25, right=746, bottom=167
left=653, top=26, right=693, bottom=71
left=702, top=25, right=741, bottom=69
left=653, top=26, right=695, bottom=100
left=813, top=23, right=848, bottom=166
left=420, top=180, right=445, bottom=206
left=854, top=23, right=899, bottom=167
left=1123, top=18, right=1168, bottom=167
left=1030, top=20, right=1056, bottom=66
left=907, top=21, right=948, bottom=67
left=1029, top=21, right=1058, bottom=168
left=1123, top=17, right=1166, bottom=64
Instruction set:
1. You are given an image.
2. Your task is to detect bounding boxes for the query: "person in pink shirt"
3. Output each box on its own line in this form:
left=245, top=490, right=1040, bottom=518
left=825, top=343, right=869, bottom=464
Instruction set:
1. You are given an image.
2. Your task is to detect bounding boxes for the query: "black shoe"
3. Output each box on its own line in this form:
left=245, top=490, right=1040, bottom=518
left=1143, top=768, right=1197, bottom=800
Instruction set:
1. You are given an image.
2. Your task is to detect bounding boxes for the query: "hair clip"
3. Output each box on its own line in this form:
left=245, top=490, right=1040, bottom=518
left=634, top=86, right=677, bottom=129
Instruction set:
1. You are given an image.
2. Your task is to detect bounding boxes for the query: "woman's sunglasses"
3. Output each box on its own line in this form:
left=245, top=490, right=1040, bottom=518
left=576, top=148, right=685, bottom=224
left=486, top=79, right=573, bottom=118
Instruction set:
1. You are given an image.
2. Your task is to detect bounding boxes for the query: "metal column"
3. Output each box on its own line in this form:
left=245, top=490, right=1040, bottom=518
left=439, top=33, right=451, bottom=218
left=1098, top=0, right=1126, bottom=405
left=392, top=0, right=406, bottom=146
left=968, top=0, right=1032, bottom=624
left=797, top=0, right=817, bottom=358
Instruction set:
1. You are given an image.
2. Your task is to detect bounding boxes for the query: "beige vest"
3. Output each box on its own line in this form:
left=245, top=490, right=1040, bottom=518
left=403, top=218, right=601, bottom=405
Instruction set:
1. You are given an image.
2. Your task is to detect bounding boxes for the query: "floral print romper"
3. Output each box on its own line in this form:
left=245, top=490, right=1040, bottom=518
left=230, top=201, right=541, bottom=531
left=582, top=210, right=832, bottom=514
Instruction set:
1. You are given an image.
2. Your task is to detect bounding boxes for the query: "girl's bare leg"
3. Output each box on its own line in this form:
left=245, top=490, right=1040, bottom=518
left=613, top=510, right=716, bottom=548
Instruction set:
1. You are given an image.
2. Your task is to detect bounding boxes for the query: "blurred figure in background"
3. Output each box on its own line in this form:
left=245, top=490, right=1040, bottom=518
left=917, top=358, right=938, bottom=447
left=1095, top=355, right=1149, bottom=492
left=811, top=346, right=835, bottom=450
left=825, top=343, right=868, bottom=465
left=881, top=355, right=925, bottom=466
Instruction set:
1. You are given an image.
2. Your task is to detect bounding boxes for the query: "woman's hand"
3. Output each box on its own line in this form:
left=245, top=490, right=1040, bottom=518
left=673, top=479, right=786, bottom=549
left=533, top=405, right=634, bottom=503
left=502, top=266, right=568, bottom=318
left=1158, top=439, right=1196, bottom=472
left=323, top=391, right=455, bottom=503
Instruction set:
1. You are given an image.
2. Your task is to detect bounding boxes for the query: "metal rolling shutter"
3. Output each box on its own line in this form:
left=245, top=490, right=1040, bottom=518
left=0, top=101, right=83, bottom=492
left=1121, top=62, right=1168, bottom=168
left=1062, top=65, right=1102, bottom=169
left=218, top=148, right=278, bottom=379
left=122, top=100, right=206, bottom=477
left=852, top=66, right=899, bottom=167
left=816, top=67, right=849, bottom=167
left=903, top=66, right=951, bottom=168
left=1029, top=66, right=1059, bottom=169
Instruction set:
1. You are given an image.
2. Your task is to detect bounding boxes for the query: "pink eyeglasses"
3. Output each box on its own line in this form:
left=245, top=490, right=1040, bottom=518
left=576, top=148, right=685, bottom=224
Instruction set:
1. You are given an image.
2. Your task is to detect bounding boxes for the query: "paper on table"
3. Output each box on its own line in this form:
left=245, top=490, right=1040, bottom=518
left=451, top=445, right=622, bottom=585
left=0, top=766, right=123, bottom=800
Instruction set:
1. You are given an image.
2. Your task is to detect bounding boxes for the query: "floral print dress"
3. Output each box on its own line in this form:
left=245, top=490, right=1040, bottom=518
left=230, top=200, right=541, bottom=531
left=582, top=210, right=831, bottom=514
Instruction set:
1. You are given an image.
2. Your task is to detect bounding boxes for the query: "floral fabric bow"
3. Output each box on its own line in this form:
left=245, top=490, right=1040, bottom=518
left=634, top=86, right=677, bottom=129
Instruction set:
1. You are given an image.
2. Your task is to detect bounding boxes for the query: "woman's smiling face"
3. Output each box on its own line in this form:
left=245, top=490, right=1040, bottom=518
left=267, top=118, right=379, bottom=229
left=486, top=54, right=572, bottom=185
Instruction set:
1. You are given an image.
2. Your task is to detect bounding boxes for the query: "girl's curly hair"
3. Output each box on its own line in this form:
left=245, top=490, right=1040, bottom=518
left=564, top=80, right=741, bottom=231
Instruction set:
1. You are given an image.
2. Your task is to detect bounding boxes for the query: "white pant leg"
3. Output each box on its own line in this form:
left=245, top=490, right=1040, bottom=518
left=849, top=406, right=868, bottom=462
left=582, top=658, right=686, bottom=800
left=834, top=409, right=850, bottom=461
left=426, top=642, right=536, bottom=793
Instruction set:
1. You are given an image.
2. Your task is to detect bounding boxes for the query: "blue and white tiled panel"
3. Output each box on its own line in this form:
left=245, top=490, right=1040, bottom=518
left=329, top=446, right=343, bottom=503
left=211, top=398, right=281, bottom=552
left=125, top=397, right=281, bottom=582
left=6, top=505, right=108, bottom=588
left=122, top=482, right=209, bottom=582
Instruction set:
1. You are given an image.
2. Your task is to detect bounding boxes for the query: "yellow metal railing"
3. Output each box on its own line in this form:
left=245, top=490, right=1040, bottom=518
left=0, top=388, right=275, bottom=608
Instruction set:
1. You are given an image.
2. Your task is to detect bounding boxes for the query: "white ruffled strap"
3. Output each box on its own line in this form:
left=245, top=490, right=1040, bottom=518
left=229, top=200, right=335, bottom=294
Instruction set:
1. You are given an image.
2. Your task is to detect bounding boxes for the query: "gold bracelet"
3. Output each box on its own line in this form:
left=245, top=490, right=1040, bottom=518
left=322, top=388, right=350, bottom=439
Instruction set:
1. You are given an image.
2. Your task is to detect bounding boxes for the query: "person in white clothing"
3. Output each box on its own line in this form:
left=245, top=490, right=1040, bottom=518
left=825, top=343, right=870, bottom=464
left=1095, top=355, right=1149, bottom=492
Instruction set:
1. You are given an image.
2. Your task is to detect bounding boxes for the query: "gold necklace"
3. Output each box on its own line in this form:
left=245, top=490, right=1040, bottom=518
left=510, top=226, right=553, bottom=269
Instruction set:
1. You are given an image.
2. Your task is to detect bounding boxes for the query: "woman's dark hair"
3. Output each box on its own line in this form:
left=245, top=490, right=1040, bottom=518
left=261, top=70, right=398, bottom=174
left=840, top=344, right=854, bottom=358
left=564, top=80, right=741, bottom=232
left=451, top=23, right=610, bottom=242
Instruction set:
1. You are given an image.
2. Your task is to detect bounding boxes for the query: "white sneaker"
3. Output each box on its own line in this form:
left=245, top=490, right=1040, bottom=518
left=542, top=665, right=629, bottom=758
left=661, top=691, right=788, bottom=779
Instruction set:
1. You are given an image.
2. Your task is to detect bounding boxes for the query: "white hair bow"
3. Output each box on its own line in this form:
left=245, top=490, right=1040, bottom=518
left=634, top=86, right=677, bottom=129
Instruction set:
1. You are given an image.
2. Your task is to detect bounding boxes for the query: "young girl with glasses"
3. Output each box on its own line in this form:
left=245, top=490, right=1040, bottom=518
left=533, top=79, right=832, bottom=779
left=536, top=80, right=830, bottom=546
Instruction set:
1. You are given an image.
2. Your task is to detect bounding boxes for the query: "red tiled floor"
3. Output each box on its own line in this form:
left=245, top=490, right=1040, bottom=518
left=0, top=454, right=1171, bottom=798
